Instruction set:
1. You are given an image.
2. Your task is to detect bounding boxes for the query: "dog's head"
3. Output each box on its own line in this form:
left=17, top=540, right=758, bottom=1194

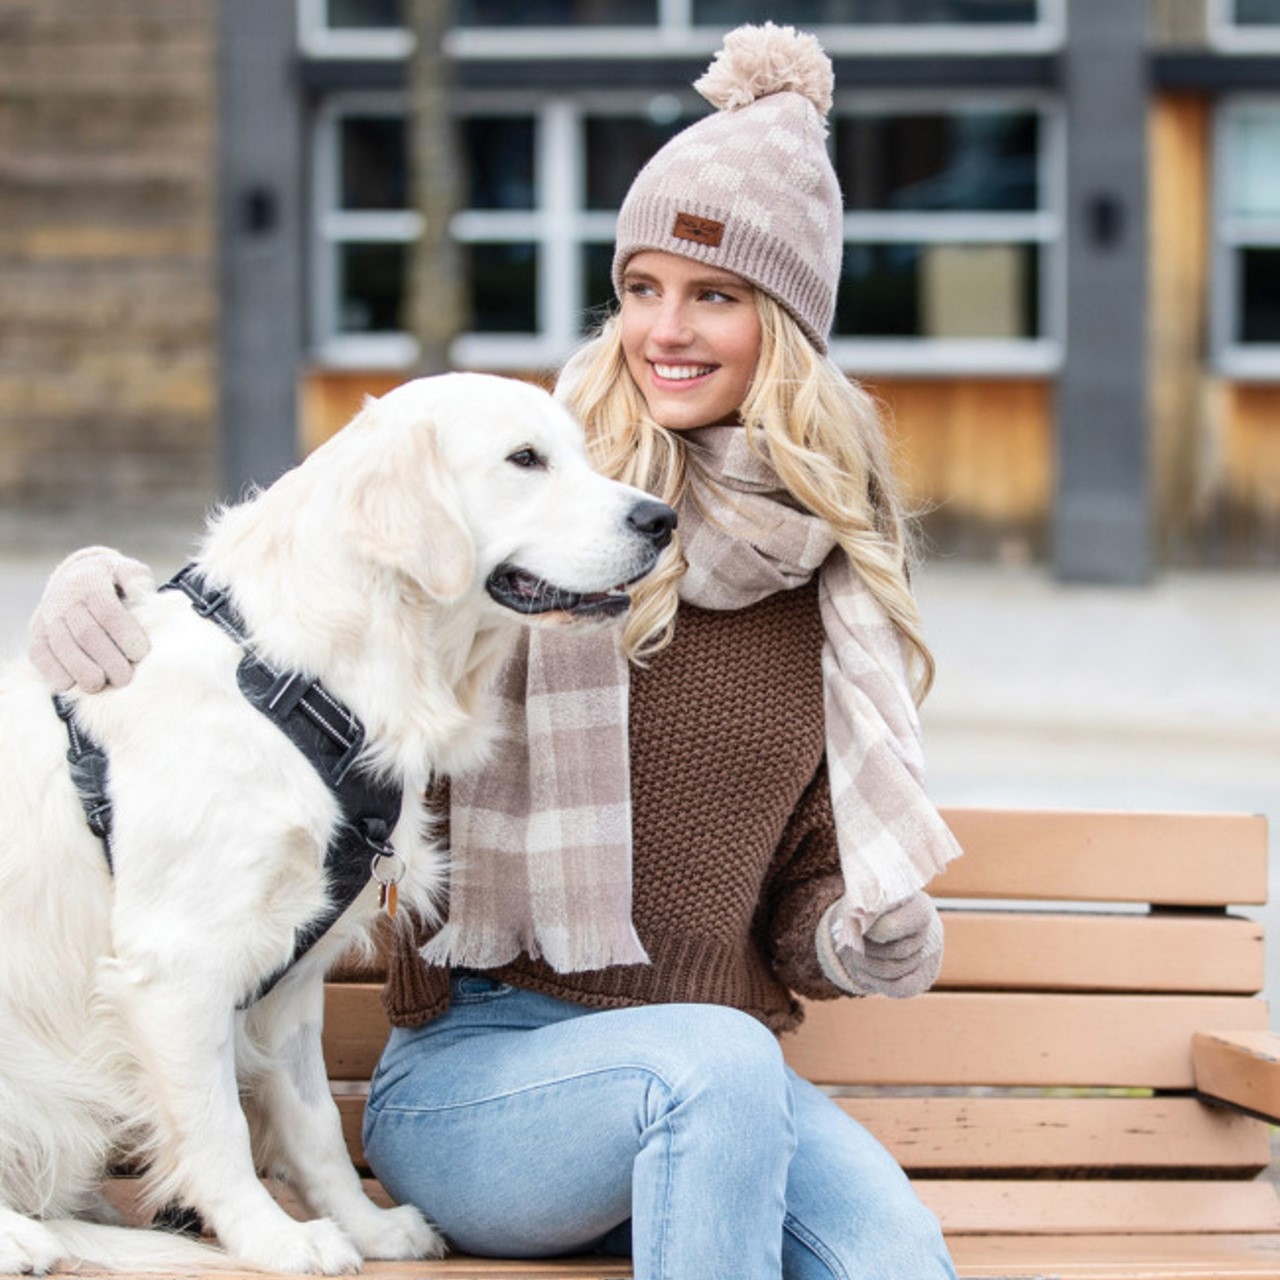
left=333, top=372, right=675, bottom=621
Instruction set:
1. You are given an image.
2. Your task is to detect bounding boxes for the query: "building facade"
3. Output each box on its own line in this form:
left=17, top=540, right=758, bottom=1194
left=6, top=1, right=1280, bottom=577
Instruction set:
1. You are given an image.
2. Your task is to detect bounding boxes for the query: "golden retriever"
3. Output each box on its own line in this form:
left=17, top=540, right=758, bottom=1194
left=0, top=372, right=675, bottom=1274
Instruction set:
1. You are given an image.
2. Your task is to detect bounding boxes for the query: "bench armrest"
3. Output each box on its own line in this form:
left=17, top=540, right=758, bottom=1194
left=1193, top=1030, right=1280, bottom=1122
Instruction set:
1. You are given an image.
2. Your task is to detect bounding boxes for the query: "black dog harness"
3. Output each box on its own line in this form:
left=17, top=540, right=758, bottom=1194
left=56, top=564, right=405, bottom=1007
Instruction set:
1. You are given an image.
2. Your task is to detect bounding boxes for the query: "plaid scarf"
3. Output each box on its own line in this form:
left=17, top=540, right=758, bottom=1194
left=423, top=426, right=961, bottom=973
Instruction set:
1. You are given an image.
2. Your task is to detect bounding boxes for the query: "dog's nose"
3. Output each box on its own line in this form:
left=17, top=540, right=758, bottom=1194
left=627, top=499, right=678, bottom=550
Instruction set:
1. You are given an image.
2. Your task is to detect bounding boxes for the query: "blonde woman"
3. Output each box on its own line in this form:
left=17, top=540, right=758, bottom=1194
left=30, top=25, right=961, bottom=1280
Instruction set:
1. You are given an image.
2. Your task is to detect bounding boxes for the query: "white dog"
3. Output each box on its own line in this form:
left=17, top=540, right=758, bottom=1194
left=0, top=373, right=675, bottom=1275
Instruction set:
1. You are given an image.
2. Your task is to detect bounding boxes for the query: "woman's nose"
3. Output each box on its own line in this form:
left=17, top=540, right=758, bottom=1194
left=649, top=298, right=692, bottom=345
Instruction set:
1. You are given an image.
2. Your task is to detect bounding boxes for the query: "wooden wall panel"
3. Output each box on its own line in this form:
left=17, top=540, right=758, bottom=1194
left=865, top=377, right=1052, bottom=527
left=0, top=0, right=217, bottom=513
left=300, top=370, right=1054, bottom=541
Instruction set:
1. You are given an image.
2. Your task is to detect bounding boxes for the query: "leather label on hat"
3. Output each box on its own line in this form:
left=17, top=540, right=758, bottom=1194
left=672, top=212, right=724, bottom=247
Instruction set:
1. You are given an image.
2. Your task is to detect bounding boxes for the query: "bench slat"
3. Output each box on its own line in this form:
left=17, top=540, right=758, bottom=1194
left=933, top=809, right=1268, bottom=905
left=323, top=986, right=1271, bottom=1090
left=1193, top=1031, right=1280, bottom=1122
left=337, top=1094, right=1269, bottom=1178
left=949, top=1232, right=1280, bottom=1278
left=65, top=1237, right=1280, bottom=1280
left=940, top=912, right=1264, bottom=993
left=838, top=1096, right=1269, bottom=1174
left=922, top=1180, right=1280, bottom=1236
left=783, top=993, right=1270, bottom=1089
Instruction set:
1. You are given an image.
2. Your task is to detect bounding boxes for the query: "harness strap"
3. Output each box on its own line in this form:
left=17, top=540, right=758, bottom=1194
left=54, top=694, right=115, bottom=871
left=56, top=564, right=405, bottom=1008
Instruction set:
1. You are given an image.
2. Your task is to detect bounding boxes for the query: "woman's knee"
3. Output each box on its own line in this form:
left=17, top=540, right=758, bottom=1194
left=640, top=1004, right=785, bottom=1082
left=630, top=1005, right=793, bottom=1136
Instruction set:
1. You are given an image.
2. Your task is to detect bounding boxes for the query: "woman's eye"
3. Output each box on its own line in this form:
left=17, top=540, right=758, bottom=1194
left=507, top=447, right=546, bottom=469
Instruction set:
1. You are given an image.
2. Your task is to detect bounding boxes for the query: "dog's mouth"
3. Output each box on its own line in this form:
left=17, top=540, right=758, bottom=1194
left=485, top=565, right=636, bottom=618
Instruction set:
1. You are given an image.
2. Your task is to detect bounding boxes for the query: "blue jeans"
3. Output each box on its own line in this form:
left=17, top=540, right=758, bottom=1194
left=363, top=975, right=956, bottom=1280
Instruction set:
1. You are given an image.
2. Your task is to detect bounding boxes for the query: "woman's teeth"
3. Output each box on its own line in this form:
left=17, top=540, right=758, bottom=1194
left=654, top=364, right=714, bottom=380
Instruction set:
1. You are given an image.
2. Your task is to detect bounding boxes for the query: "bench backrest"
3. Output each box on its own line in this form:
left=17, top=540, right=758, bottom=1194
left=323, top=807, right=1276, bottom=1237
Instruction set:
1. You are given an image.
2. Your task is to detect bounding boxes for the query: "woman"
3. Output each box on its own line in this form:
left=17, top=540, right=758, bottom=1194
left=30, top=24, right=961, bottom=1280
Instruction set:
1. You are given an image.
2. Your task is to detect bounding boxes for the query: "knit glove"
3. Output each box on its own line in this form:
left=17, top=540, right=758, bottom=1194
left=816, top=891, right=944, bottom=999
left=27, top=546, right=155, bottom=693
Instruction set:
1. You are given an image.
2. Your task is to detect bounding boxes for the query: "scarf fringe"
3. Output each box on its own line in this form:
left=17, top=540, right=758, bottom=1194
left=421, top=921, right=650, bottom=973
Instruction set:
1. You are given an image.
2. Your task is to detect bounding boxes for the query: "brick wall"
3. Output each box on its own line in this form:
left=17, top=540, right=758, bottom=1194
left=0, top=0, right=217, bottom=537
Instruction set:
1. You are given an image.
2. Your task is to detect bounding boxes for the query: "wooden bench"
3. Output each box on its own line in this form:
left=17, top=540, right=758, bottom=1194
left=103, top=808, right=1280, bottom=1278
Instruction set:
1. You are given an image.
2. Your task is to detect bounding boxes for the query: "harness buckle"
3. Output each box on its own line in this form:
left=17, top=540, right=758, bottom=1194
left=192, top=587, right=229, bottom=618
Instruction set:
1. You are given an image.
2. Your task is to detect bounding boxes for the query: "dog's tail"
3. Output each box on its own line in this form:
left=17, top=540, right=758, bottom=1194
left=40, top=1219, right=243, bottom=1272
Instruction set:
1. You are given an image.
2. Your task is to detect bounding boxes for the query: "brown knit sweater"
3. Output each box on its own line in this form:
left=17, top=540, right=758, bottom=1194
left=384, top=580, right=849, bottom=1035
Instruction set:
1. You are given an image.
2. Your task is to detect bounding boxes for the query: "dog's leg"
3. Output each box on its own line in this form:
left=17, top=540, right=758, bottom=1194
left=0, top=1204, right=63, bottom=1276
left=248, top=976, right=445, bottom=1261
left=102, top=961, right=364, bottom=1275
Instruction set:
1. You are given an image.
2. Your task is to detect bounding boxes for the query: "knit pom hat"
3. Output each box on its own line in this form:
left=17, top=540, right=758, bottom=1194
left=612, top=23, right=843, bottom=353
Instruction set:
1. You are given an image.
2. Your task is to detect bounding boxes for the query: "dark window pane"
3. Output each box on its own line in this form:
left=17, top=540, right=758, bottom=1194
left=1236, top=0, right=1280, bottom=23
left=340, top=116, right=407, bottom=210
left=1241, top=248, right=1280, bottom=343
left=466, top=117, right=536, bottom=211
left=327, top=0, right=401, bottom=27
left=694, top=0, right=1036, bottom=25
left=339, top=242, right=407, bottom=332
left=582, top=242, right=616, bottom=331
left=836, top=241, right=1038, bottom=338
left=584, top=114, right=698, bottom=211
left=457, top=0, right=656, bottom=24
left=467, top=242, right=538, bottom=332
left=837, top=111, right=1038, bottom=212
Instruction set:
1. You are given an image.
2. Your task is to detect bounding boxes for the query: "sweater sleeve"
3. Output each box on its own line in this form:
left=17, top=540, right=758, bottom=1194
left=755, top=757, right=850, bottom=1001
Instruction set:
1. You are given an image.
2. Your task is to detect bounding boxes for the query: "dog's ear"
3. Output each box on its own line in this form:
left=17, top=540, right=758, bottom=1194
left=340, top=416, right=477, bottom=603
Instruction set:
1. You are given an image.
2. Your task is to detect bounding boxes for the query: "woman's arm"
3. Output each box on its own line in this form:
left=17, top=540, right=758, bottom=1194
left=762, top=761, right=944, bottom=1000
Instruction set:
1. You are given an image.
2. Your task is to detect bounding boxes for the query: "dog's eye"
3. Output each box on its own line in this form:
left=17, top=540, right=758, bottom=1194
left=506, top=447, right=546, bottom=470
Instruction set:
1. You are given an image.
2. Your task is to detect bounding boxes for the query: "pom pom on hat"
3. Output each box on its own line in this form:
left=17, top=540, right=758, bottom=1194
left=694, top=22, right=834, bottom=123
left=611, top=23, right=845, bottom=353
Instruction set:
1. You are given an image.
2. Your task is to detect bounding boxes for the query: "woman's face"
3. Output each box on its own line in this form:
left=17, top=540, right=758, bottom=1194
left=619, top=251, right=762, bottom=432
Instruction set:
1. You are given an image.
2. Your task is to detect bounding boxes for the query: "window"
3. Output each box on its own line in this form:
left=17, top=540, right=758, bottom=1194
left=1213, top=100, right=1280, bottom=375
left=311, top=92, right=1060, bottom=374
left=829, top=99, right=1061, bottom=373
left=446, top=0, right=1062, bottom=58
left=449, top=96, right=700, bottom=370
left=312, top=94, right=700, bottom=368
left=312, top=97, right=422, bottom=365
left=1208, top=0, right=1280, bottom=51
left=457, top=0, right=658, bottom=24
left=298, top=0, right=413, bottom=58
left=694, top=1, right=1039, bottom=27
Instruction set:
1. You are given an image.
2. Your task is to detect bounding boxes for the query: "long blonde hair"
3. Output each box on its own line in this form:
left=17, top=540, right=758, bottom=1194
left=557, top=293, right=935, bottom=702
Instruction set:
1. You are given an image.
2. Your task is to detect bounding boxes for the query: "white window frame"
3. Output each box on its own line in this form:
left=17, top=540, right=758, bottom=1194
left=828, top=90, right=1065, bottom=376
left=1207, top=0, right=1280, bottom=53
left=311, top=92, right=422, bottom=367
left=298, top=0, right=415, bottom=59
left=446, top=0, right=1064, bottom=59
left=297, top=0, right=1064, bottom=60
left=1211, top=95, right=1280, bottom=379
left=309, top=89, right=1064, bottom=375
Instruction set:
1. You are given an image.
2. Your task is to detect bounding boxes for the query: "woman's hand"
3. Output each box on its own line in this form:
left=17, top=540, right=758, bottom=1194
left=27, top=546, right=155, bottom=692
left=817, top=891, right=944, bottom=999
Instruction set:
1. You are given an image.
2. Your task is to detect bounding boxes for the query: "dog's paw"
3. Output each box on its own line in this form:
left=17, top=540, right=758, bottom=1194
left=229, top=1217, right=362, bottom=1275
left=0, top=1213, right=64, bottom=1276
left=346, top=1203, right=446, bottom=1261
